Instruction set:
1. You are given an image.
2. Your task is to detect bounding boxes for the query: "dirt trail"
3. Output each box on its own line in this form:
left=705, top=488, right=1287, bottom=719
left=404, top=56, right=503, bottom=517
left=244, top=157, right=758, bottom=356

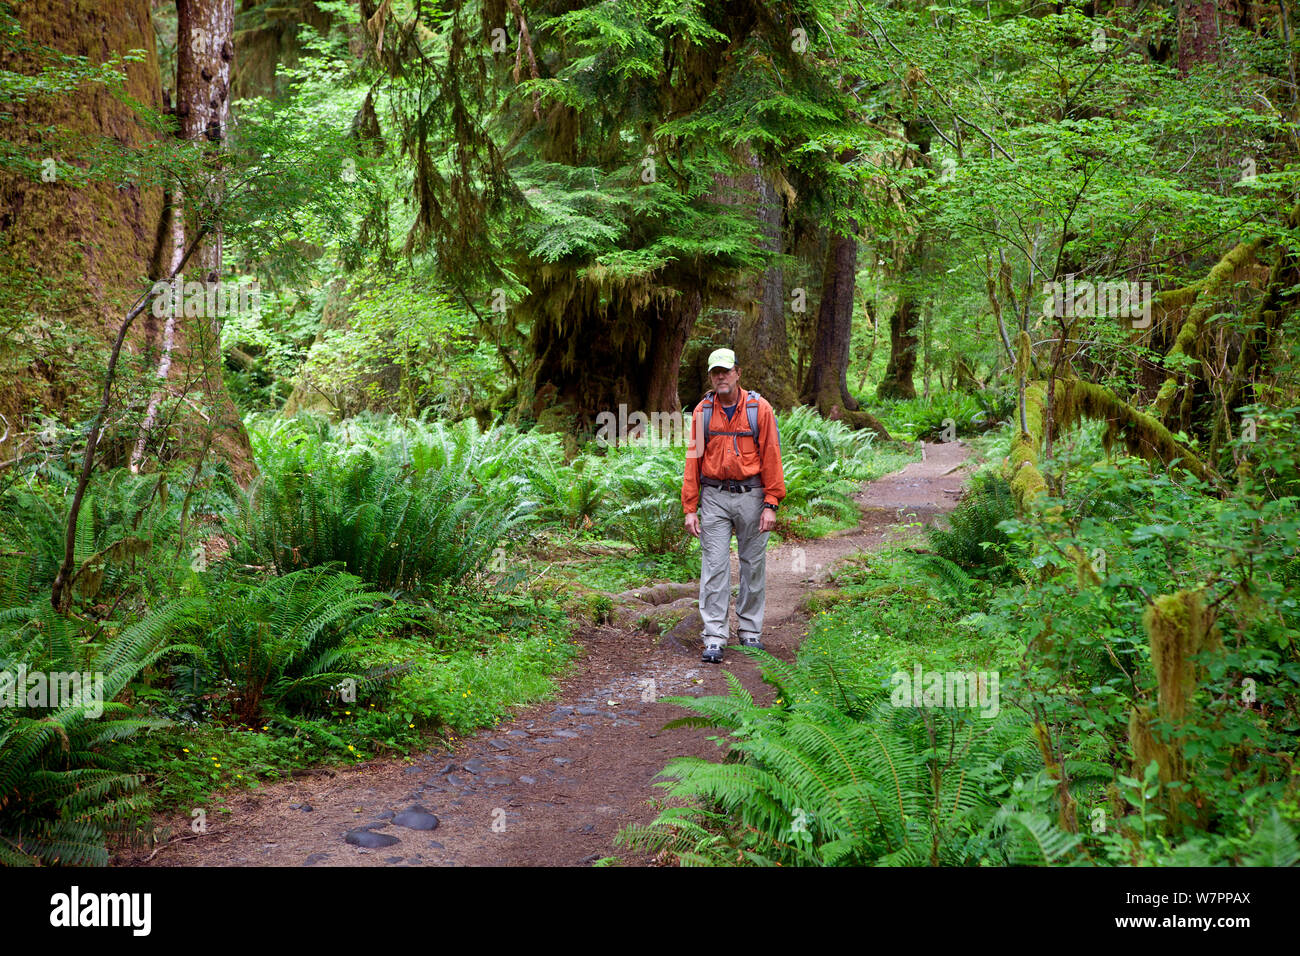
left=123, top=440, right=975, bottom=867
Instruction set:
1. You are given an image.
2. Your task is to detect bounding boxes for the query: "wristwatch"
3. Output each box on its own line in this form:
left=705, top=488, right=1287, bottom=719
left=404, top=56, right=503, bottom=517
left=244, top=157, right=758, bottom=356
left=763, top=503, right=778, bottom=511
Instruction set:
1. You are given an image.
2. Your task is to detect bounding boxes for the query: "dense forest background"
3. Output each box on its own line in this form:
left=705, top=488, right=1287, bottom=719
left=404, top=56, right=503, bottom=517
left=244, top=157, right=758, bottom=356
left=0, top=0, right=1297, bottom=868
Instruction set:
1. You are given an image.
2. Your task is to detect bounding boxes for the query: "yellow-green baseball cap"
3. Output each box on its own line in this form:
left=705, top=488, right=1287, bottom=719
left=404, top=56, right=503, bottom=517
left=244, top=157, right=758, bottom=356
left=707, top=347, right=737, bottom=371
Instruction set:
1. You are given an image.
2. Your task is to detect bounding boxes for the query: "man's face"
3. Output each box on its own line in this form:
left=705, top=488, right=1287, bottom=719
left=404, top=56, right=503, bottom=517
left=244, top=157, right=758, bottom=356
left=710, top=365, right=739, bottom=399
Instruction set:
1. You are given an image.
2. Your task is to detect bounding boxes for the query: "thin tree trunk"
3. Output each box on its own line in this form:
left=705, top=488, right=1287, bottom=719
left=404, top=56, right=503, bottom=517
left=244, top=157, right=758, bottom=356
left=132, top=189, right=186, bottom=472
left=52, top=231, right=209, bottom=610
left=154, top=0, right=255, bottom=483
left=921, top=303, right=932, bottom=399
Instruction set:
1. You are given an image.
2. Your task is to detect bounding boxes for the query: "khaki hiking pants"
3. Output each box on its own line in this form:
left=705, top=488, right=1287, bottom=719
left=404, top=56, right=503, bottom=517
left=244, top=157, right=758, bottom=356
left=698, top=484, right=769, bottom=645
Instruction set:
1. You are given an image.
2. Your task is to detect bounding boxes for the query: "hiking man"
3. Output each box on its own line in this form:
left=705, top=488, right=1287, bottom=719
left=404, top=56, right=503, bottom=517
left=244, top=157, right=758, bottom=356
left=682, top=348, right=786, bottom=664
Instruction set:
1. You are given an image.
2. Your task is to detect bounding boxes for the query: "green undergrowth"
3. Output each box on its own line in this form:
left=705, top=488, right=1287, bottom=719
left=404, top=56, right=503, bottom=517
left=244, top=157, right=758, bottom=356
left=798, top=546, right=1019, bottom=683
left=621, top=408, right=1300, bottom=866
left=870, top=389, right=1016, bottom=443
left=0, top=402, right=931, bottom=863
left=533, top=539, right=702, bottom=593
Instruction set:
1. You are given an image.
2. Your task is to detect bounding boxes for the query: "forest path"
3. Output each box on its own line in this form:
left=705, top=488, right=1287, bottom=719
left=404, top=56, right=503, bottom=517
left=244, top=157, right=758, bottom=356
left=123, top=439, right=975, bottom=867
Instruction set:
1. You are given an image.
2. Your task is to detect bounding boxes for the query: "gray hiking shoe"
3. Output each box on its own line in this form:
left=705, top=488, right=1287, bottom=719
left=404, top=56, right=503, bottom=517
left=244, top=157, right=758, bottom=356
left=739, top=635, right=765, bottom=650
left=702, top=639, right=725, bottom=664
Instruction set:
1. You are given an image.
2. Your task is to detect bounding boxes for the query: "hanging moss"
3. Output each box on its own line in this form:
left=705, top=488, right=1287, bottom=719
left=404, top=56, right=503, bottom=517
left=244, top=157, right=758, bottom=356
left=1072, top=544, right=1101, bottom=587
left=1213, top=204, right=1300, bottom=453
left=1054, top=379, right=1217, bottom=484
left=1128, top=589, right=1220, bottom=829
left=1146, top=589, right=1220, bottom=724
left=1154, top=280, right=1206, bottom=312
left=1152, top=238, right=1262, bottom=421
left=1032, top=719, right=1079, bottom=833
left=1127, top=704, right=1168, bottom=783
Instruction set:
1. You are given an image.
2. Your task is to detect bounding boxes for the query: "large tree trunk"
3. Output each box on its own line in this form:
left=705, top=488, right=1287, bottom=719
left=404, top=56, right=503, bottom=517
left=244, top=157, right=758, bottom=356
left=643, top=289, right=699, bottom=413
left=877, top=223, right=929, bottom=401
left=735, top=154, right=799, bottom=410
left=231, top=1, right=336, bottom=101
left=800, top=222, right=890, bottom=438
left=0, top=0, right=168, bottom=465
left=1177, top=0, right=1221, bottom=74
left=0, top=0, right=253, bottom=482
left=133, top=0, right=255, bottom=483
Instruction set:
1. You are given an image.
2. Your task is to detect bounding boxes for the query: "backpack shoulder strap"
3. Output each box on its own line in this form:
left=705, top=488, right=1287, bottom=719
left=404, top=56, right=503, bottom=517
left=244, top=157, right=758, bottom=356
left=745, top=390, right=761, bottom=441
left=701, top=391, right=715, bottom=444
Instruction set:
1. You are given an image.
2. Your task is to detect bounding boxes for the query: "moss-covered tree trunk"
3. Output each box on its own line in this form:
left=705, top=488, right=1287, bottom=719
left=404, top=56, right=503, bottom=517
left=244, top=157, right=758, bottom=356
left=877, top=225, right=930, bottom=402
left=735, top=155, right=799, bottom=411
left=1129, top=589, right=1220, bottom=830
left=0, top=0, right=168, bottom=464
left=1177, top=0, right=1221, bottom=74
left=0, top=0, right=253, bottom=483
left=231, top=0, right=336, bottom=101
left=800, top=222, right=889, bottom=438
left=1216, top=205, right=1300, bottom=453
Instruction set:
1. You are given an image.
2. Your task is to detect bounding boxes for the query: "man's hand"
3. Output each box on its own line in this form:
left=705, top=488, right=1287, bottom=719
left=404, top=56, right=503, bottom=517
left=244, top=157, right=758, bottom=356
left=759, top=507, right=776, bottom=533
left=685, top=512, right=700, bottom=538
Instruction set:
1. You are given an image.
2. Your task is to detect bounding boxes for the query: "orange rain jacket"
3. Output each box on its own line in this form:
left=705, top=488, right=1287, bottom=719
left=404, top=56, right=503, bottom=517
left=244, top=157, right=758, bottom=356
left=681, top=386, right=787, bottom=514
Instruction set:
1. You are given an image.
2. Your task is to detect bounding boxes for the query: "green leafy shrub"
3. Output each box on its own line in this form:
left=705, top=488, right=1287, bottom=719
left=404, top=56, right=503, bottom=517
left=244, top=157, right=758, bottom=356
left=778, top=405, right=883, bottom=480
left=0, top=465, right=227, bottom=609
left=617, top=650, right=1055, bottom=866
left=522, top=450, right=607, bottom=529
left=600, top=445, right=689, bottom=555
left=169, top=566, right=397, bottom=727
left=875, top=391, right=1002, bottom=442
left=984, top=423, right=1300, bottom=864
